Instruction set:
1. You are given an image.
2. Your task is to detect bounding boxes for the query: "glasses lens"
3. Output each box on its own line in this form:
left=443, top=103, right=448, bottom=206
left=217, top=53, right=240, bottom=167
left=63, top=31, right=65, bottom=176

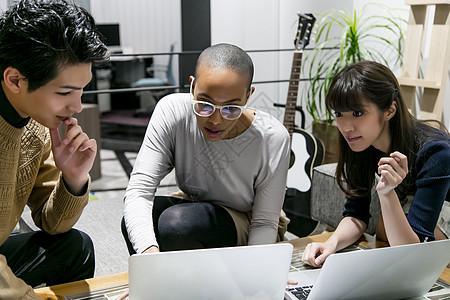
left=193, top=102, right=214, bottom=116
left=221, top=106, right=242, bottom=120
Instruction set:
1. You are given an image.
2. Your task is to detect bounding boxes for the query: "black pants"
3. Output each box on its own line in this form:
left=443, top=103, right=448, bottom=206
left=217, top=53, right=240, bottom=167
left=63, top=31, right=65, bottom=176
left=0, top=229, right=95, bottom=287
left=122, top=196, right=237, bottom=254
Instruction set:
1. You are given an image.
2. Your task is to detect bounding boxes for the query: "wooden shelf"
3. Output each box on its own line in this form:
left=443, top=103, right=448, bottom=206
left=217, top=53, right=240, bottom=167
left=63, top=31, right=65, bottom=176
left=398, top=78, right=441, bottom=89
left=399, top=2, right=449, bottom=122
left=405, top=0, right=450, bottom=5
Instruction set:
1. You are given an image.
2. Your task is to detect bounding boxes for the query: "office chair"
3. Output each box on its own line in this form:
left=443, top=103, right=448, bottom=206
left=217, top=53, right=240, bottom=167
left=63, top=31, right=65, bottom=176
left=132, top=43, right=176, bottom=116
left=133, top=43, right=175, bottom=87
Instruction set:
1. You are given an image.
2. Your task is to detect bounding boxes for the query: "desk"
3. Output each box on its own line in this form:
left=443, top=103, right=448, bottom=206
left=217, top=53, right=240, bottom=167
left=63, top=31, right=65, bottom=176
left=34, top=233, right=450, bottom=299
left=109, top=55, right=149, bottom=87
left=34, top=272, right=128, bottom=299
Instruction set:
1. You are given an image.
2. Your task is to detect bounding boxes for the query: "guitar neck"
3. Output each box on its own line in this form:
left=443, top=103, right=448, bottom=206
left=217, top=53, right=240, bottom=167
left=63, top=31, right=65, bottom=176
left=283, top=50, right=303, bottom=141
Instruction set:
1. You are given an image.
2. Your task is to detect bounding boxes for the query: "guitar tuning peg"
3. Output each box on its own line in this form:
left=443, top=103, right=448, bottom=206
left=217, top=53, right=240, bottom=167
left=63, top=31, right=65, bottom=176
left=311, top=29, right=318, bottom=40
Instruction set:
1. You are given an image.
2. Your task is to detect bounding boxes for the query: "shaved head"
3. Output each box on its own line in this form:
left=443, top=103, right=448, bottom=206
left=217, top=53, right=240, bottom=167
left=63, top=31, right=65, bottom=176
left=195, top=43, right=254, bottom=90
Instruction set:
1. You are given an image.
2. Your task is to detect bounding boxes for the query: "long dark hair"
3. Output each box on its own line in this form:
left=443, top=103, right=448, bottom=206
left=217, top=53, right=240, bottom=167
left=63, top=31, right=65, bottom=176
left=326, top=61, right=448, bottom=199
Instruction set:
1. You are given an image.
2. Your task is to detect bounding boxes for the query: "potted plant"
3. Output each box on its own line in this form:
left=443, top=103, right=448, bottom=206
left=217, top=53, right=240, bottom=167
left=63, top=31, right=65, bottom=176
left=302, top=3, right=407, bottom=163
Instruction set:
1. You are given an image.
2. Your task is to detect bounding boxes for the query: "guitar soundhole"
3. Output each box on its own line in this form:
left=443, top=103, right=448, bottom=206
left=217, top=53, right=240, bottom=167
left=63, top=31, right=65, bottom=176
left=289, top=149, right=296, bottom=169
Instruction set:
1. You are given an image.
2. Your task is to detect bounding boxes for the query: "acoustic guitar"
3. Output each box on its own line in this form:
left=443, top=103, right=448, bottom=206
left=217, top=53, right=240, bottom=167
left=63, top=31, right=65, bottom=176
left=281, top=12, right=325, bottom=237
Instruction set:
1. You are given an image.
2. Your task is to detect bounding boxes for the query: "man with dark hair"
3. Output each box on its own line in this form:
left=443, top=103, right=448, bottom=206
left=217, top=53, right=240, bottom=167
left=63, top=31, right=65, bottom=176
left=0, top=0, right=108, bottom=298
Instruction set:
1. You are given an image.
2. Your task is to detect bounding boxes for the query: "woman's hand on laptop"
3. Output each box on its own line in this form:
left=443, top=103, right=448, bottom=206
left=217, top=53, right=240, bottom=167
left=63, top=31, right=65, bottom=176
left=301, top=242, right=335, bottom=267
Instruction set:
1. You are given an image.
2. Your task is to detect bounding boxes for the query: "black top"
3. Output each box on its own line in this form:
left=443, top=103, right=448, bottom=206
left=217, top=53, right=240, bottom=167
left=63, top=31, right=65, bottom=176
left=0, top=85, right=30, bottom=128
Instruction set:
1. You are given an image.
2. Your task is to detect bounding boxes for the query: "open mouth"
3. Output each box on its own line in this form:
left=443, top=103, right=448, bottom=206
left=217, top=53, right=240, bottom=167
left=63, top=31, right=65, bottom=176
left=205, top=127, right=223, bottom=138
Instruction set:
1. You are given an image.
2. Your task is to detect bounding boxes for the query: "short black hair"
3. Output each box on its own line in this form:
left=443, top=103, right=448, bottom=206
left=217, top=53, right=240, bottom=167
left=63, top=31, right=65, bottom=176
left=0, top=0, right=109, bottom=91
left=195, top=43, right=254, bottom=90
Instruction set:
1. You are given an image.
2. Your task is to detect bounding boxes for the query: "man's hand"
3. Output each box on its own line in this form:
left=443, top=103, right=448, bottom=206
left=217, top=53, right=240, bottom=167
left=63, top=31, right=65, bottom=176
left=50, top=117, right=97, bottom=195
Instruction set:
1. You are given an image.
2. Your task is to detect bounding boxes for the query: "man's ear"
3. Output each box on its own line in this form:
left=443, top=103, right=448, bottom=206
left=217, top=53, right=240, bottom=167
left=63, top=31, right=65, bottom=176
left=385, top=100, right=397, bottom=121
left=3, top=67, right=25, bottom=94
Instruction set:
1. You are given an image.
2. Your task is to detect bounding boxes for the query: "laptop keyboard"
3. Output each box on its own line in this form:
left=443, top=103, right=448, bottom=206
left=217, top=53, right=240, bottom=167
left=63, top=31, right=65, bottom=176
left=286, top=285, right=313, bottom=300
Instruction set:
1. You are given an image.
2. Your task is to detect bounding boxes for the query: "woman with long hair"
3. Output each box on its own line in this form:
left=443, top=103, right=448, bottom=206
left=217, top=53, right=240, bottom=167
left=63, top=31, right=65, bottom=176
left=302, top=61, right=449, bottom=267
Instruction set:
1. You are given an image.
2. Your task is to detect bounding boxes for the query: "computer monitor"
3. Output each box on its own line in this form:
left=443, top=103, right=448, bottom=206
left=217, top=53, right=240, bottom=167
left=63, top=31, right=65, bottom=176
left=96, top=23, right=121, bottom=47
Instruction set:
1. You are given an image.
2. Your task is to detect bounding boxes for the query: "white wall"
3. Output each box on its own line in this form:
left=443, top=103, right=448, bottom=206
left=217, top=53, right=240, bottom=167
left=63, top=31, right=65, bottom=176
left=90, top=0, right=181, bottom=83
left=211, top=0, right=353, bottom=128
left=211, top=0, right=285, bottom=121
left=90, top=0, right=180, bottom=54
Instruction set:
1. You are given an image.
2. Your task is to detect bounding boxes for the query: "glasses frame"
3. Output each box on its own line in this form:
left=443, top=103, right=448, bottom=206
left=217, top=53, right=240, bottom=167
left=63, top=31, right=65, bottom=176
left=189, top=78, right=248, bottom=121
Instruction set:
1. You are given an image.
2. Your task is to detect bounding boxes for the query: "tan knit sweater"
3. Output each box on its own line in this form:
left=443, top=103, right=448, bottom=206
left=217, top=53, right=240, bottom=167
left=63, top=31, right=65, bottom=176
left=0, top=116, right=90, bottom=299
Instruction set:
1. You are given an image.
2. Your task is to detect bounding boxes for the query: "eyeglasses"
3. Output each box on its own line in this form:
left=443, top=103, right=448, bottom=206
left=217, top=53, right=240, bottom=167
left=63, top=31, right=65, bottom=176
left=189, top=78, right=248, bottom=120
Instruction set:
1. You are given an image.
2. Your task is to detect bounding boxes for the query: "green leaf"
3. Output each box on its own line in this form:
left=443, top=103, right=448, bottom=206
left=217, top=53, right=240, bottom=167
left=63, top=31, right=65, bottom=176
left=302, top=3, right=406, bottom=123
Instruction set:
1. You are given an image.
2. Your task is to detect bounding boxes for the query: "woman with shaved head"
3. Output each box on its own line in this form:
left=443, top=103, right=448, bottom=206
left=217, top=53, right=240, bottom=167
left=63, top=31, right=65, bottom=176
left=122, top=43, right=290, bottom=256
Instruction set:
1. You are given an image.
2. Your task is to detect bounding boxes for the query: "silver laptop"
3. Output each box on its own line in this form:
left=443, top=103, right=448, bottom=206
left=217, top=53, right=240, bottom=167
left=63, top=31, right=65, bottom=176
left=128, top=243, right=293, bottom=300
left=285, top=239, right=450, bottom=300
